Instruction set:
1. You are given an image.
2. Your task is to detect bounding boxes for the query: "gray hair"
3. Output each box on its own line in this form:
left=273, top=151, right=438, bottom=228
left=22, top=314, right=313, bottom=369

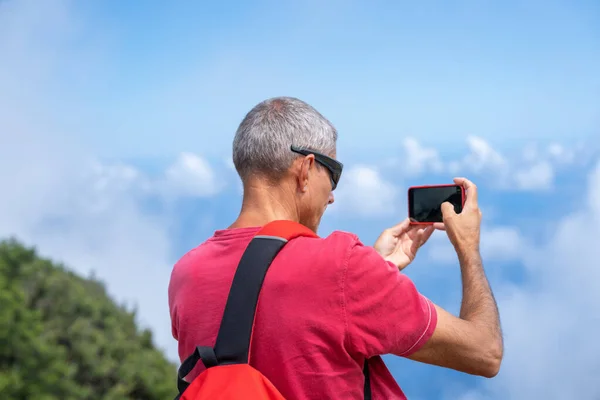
left=232, top=96, right=337, bottom=181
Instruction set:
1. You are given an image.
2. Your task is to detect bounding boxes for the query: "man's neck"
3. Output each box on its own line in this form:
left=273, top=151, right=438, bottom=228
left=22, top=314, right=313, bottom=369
left=228, top=182, right=299, bottom=229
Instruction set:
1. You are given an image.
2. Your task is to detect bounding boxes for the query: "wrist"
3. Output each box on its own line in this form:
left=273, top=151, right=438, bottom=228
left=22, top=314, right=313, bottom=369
left=383, top=255, right=409, bottom=271
left=456, top=244, right=480, bottom=263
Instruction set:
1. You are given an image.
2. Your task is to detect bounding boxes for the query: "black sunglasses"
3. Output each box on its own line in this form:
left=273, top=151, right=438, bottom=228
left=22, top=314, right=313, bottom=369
left=290, top=145, right=343, bottom=190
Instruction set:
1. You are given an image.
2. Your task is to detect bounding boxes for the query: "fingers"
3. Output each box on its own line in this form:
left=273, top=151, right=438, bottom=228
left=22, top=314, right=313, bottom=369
left=409, top=225, right=435, bottom=255
left=441, top=202, right=456, bottom=220
left=453, top=177, right=478, bottom=209
left=387, top=218, right=411, bottom=235
left=420, top=225, right=435, bottom=244
left=432, top=222, right=446, bottom=231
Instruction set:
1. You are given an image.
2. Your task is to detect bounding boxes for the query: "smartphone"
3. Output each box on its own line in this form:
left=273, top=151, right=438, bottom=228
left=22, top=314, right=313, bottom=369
left=408, top=184, right=465, bottom=224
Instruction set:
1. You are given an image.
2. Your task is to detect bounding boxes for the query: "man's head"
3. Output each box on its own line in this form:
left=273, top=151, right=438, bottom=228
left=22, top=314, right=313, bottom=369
left=232, top=97, right=341, bottom=231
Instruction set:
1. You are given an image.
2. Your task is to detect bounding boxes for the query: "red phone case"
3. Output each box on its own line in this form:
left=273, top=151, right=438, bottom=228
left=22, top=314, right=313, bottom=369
left=407, top=184, right=466, bottom=225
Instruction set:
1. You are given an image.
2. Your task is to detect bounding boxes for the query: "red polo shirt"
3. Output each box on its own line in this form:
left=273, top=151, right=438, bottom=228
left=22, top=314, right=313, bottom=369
left=168, top=227, right=437, bottom=399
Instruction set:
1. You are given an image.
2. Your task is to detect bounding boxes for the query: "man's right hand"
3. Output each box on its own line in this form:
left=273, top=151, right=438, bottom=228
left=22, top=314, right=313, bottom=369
left=440, top=177, right=482, bottom=256
left=408, top=176, right=503, bottom=378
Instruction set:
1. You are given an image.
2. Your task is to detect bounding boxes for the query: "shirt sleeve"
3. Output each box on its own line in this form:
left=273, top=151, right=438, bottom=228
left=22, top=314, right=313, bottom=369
left=342, top=238, right=438, bottom=358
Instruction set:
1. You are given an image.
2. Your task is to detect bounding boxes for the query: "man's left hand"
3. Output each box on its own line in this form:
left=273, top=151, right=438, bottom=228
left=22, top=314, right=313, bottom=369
left=373, top=219, right=435, bottom=271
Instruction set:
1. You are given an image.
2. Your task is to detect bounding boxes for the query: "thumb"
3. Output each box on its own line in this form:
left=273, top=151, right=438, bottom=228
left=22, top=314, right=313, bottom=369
left=387, top=218, right=411, bottom=236
left=441, top=202, right=456, bottom=221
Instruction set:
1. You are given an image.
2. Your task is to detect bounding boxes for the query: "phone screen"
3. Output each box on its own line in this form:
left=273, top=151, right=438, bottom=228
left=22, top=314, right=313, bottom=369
left=409, top=185, right=464, bottom=223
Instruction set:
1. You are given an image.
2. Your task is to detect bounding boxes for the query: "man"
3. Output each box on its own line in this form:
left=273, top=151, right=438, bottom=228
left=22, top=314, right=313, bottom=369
left=168, top=97, right=503, bottom=399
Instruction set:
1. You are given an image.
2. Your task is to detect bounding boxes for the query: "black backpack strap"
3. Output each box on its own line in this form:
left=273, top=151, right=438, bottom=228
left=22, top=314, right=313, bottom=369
left=176, top=230, right=292, bottom=397
left=176, top=346, right=218, bottom=395
left=364, top=359, right=371, bottom=400
left=213, top=235, right=288, bottom=364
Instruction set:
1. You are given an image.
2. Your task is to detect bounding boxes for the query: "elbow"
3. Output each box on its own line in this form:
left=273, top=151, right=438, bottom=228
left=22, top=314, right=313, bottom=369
left=480, top=358, right=501, bottom=378
left=479, top=340, right=504, bottom=378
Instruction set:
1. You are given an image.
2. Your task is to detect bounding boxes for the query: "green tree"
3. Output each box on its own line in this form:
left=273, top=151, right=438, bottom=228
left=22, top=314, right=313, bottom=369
left=0, top=238, right=177, bottom=399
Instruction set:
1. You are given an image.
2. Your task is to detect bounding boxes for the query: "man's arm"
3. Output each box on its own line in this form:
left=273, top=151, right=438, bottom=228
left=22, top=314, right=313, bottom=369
left=408, top=177, right=503, bottom=378
left=408, top=249, right=503, bottom=377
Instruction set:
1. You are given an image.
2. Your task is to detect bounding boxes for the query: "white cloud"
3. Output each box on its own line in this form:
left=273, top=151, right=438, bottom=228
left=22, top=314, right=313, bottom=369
left=399, top=136, right=510, bottom=179
left=547, top=142, right=581, bottom=165
left=84, top=153, right=224, bottom=201
left=463, top=136, right=507, bottom=173
left=514, top=160, right=554, bottom=190
left=332, top=165, right=399, bottom=217
left=401, top=138, right=444, bottom=176
left=520, top=143, right=540, bottom=163
left=398, top=136, right=588, bottom=193
left=161, top=152, right=222, bottom=198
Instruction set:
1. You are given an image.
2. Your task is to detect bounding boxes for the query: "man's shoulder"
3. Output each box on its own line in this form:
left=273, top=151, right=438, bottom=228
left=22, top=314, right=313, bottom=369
left=323, top=229, right=361, bottom=243
left=304, top=230, right=364, bottom=253
left=285, top=230, right=365, bottom=263
left=173, top=239, right=212, bottom=264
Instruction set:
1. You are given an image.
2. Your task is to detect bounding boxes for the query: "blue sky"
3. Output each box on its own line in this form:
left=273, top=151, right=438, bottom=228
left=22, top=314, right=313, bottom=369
left=1, top=0, right=599, bottom=399
left=7, top=0, right=599, bottom=158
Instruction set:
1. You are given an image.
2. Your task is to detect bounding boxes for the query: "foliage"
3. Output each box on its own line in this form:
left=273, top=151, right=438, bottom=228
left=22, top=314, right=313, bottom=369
left=0, top=238, right=177, bottom=399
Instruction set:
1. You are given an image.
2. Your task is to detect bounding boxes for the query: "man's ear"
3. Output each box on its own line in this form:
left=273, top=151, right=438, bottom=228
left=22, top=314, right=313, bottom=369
left=297, top=154, right=315, bottom=193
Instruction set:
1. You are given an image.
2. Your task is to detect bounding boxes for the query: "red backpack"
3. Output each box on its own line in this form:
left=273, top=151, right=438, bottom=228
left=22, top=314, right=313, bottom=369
left=174, top=220, right=372, bottom=400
